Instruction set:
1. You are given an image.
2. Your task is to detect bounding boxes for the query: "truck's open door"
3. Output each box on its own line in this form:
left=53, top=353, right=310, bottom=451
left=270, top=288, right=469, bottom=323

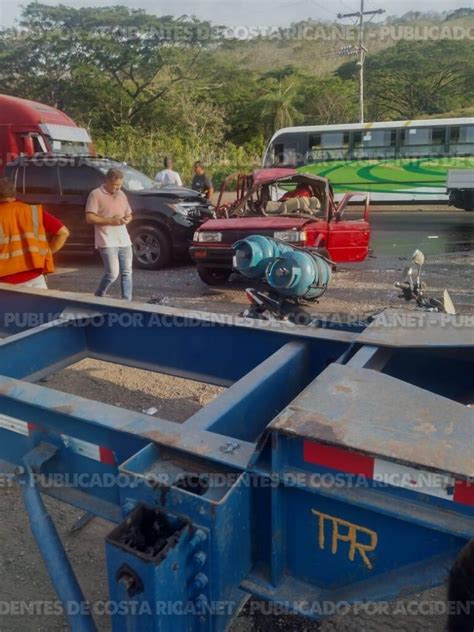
left=327, top=193, right=370, bottom=262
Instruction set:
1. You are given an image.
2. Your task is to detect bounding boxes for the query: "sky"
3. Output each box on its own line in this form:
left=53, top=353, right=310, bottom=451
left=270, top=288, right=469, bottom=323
left=0, top=0, right=472, bottom=28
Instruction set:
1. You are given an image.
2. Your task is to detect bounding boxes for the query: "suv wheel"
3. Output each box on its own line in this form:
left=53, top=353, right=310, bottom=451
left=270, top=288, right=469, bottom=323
left=197, top=266, right=232, bottom=286
left=132, top=225, right=171, bottom=270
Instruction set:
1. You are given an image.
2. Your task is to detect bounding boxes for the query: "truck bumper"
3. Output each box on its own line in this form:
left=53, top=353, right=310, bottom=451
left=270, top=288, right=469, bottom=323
left=189, top=245, right=234, bottom=269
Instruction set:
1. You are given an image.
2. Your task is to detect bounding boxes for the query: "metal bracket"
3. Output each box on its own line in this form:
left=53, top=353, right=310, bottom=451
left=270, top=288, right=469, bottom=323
left=21, top=441, right=58, bottom=474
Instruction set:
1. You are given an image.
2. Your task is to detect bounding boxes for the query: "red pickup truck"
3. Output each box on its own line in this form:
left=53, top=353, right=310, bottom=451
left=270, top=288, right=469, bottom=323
left=190, top=168, right=371, bottom=285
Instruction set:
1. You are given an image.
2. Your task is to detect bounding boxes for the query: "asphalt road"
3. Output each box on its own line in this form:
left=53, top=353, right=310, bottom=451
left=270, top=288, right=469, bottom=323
left=367, top=210, right=474, bottom=257
left=50, top=211, right=474, bottom=314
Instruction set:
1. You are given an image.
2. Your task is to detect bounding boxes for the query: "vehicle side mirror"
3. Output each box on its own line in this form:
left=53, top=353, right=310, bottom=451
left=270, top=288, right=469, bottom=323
left=412, top=249, right=425, bottom=267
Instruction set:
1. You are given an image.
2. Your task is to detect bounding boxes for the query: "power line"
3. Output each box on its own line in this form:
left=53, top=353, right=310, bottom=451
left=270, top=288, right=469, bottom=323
left=336, top=0, right=384, bottom=123
left=338, top=0, right=357, bottom=14
left=309, top=0, right=340, bottom=18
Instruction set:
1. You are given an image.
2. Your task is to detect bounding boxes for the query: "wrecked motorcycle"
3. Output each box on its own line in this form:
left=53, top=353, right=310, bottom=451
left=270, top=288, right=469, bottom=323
left=394, top=249, right=456, bottom=315
left=240, top=246, right=456, bottom=322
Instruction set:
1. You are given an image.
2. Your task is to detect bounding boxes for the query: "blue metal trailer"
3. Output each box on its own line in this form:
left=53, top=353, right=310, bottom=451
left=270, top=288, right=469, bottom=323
left=0, top=285, right=473, bottom=631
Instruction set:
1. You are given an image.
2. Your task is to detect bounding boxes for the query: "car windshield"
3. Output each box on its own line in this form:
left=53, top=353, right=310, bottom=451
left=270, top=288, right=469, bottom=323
left=95, top=163, right=157, bottom=191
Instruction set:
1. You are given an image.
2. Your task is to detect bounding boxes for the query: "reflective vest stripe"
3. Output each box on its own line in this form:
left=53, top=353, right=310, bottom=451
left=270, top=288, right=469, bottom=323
left=0, top=233, right=47, bottom=244
left=31, top=205, right=39, bottom=238
left=0, top=247, right=50, bottom=259
left=0, top=202, right=55, bottom=275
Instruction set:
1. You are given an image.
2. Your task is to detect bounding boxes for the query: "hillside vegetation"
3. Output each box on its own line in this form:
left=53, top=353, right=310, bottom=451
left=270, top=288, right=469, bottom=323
left=0, top=3, right=473, bottom=182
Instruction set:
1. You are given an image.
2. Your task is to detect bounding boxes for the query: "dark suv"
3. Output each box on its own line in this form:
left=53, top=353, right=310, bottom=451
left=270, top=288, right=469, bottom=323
left=5, top=155, right=215, bottom=269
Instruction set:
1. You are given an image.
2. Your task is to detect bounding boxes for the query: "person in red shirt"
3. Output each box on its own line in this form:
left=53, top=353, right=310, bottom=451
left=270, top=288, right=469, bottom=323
left=279, top=184, right=313, bottom=202
left=0, top=177, right=70, bottom=288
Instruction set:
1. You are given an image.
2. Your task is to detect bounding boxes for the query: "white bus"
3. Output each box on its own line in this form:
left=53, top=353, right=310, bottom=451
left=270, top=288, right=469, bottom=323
left=263, top=117, right=474, bottom=202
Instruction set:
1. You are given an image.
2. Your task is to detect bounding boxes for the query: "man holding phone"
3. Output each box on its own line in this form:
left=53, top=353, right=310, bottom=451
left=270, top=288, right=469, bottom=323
left=86, top=168, right=133, bottom=301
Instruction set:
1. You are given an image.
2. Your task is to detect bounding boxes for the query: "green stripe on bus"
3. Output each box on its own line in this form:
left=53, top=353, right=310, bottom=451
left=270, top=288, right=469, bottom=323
left=298, top=157, right=474, bottom=193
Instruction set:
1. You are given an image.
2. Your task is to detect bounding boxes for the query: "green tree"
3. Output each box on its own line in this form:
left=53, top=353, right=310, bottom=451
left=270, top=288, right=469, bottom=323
left=338, top=40, right=474, bottom=120
left=0, top=4, right=210, bottom=127
left=256, top=70, right=304, bottom=135
left=301, top=77, right=359, bottom=124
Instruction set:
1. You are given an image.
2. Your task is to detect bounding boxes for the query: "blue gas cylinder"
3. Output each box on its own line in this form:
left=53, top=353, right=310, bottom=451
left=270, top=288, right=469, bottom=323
left=233, top=236, right=293, bottom=278
left=266, top=250, right=331, bottom=299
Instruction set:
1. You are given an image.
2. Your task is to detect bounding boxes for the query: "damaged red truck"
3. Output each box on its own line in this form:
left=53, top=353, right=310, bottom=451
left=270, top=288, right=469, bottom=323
left=190, top=168, right=371, bottom=285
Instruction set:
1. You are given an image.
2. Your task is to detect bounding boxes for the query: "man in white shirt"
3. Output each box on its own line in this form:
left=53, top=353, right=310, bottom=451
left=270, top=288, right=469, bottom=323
left=155, top=156, right=183, bottom=187
left=85, top=168, right=133, bottom=301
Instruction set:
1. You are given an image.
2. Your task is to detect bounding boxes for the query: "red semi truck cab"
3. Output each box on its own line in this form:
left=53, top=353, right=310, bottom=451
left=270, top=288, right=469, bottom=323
left=0, top=94, right=93, bottom=172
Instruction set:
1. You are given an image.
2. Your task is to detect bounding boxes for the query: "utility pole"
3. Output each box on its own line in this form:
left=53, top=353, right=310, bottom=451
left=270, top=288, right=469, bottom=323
left=337, top=2, right=384, bottom=123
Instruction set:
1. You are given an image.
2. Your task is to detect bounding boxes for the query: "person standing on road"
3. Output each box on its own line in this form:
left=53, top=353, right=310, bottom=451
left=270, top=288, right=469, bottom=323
left=191, top=161, right=214, bottom=200
left=0, top=177, right=69, bottom=288
left=85, top=168, right=133, bottom=301
left=155, top=156, right=183, bottom=187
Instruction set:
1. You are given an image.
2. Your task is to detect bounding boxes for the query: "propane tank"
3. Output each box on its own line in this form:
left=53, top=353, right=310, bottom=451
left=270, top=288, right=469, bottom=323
left=233, top=235, right=293, bottom=278
left=266, top=250, right=331, bottom=299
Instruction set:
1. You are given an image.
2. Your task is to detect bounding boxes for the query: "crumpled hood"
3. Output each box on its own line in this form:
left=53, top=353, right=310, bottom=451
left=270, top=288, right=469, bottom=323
left=134, top=185, right=205, bottom=201
left=197, top=216, right=317, bottom=232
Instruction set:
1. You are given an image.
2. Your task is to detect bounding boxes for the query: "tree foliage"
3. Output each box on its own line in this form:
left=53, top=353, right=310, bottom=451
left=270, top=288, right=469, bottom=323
left=0, top=4, right=473, bottom=182
left=0, top=4, right=211, bottom=126
left=363, top=41, right=474, bottom=119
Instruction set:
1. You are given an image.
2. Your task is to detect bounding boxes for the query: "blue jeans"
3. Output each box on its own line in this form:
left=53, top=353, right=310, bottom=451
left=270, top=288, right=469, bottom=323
left=96, top=246, right=133, bottom=301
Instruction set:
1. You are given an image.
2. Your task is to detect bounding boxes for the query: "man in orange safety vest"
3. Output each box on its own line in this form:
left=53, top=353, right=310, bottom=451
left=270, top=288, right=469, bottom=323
left=0, top=177, right=69, bottom=288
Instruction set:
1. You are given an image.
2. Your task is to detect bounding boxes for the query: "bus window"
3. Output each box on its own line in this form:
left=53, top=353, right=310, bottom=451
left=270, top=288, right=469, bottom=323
left=351, top=131, right=363, bottom=160
left=307, top=134, right=321, bottom=158
left=353, top=131, right=363, bottom=148
left=273, top=143, right=284, bottom=165
left=263, top=144, right=275, bottom=167
left=308, top=134, right=321, bottom=149
left=400, top=127, right=432, bottom=157
left=432, top=127, right=447, bottom=146
left=319, top=132, right=349, bottom=160
left=448, top=126, right=474, bottom=156
left=269, top=133, right=302, bottom=166
left=323, top=132, right=349, bottom=147
left=461, top=126, right=474, bottom=142
left=428, top=127, right=447, bottom=155
left=273, top=142, right=298, bottom=166
left=355, top=129, right=396, bottom=159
